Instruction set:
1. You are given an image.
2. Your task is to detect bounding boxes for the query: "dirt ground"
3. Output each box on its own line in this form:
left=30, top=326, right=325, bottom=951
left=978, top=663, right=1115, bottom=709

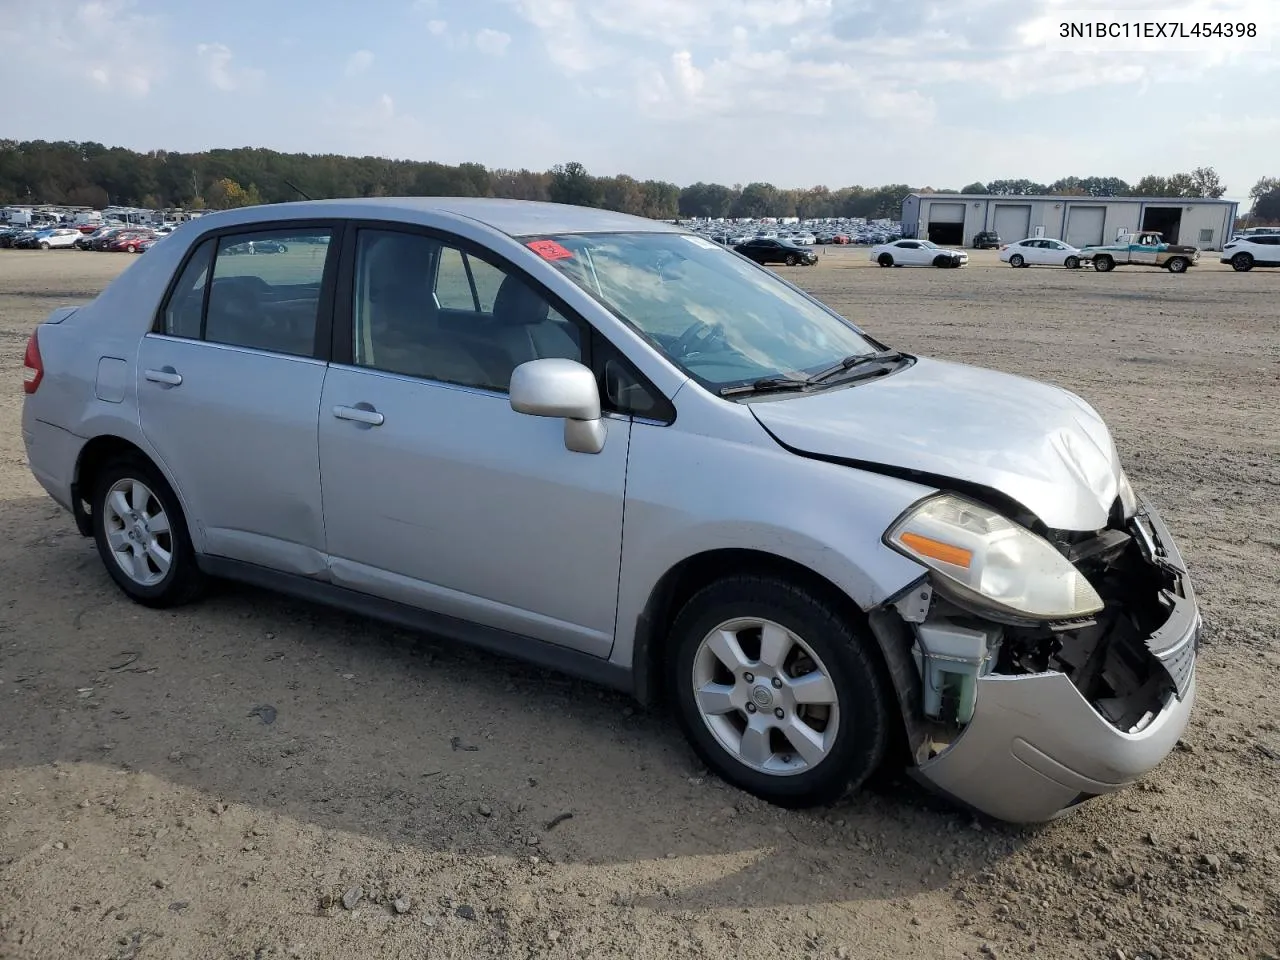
left=1, top=246, right=1278, bottom=960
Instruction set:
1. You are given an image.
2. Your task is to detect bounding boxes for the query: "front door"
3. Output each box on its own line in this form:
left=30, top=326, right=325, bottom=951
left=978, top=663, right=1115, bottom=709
left=137, top=224, right=338, bottom=575
left=317, top=226, right=629, bottom=657
left=1130, top=237, right=1160, bottom=265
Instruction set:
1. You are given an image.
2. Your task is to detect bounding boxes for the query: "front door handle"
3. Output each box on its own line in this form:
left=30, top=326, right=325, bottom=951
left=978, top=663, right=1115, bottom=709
left=144, top=368, right=183, bottom=386
left=332, top=404, right=384, bottom=426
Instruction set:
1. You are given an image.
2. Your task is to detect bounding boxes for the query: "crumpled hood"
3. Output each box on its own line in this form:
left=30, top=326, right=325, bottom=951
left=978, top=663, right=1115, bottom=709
left=749, top=356, right=1126, bottom=531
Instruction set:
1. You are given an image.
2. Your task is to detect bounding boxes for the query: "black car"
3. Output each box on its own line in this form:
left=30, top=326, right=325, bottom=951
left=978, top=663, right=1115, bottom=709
left=732, top=237, right=818, bottom=266
left=973, top=230, right=1001, bottom=249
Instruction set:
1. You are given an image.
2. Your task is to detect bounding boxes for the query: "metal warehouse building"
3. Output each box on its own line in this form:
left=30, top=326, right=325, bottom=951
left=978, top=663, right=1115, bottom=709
left=901, top=193, right=1239, bottom=251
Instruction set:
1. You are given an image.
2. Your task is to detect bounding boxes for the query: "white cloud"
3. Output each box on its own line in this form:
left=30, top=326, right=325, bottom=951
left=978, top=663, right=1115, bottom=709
left=508, top=0, right=1277, bottom=126
left=426, top=19, right=448, bottom=36
left=0, top=0, right=164, bottom=96
left=196, top=42, right=264, bottom=92
left=474, top=28, right=511, bottom=57
left=344, top=49, right=374, bottom=77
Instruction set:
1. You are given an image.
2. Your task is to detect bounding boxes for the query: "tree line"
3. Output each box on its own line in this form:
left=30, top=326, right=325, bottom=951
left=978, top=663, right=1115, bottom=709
left=1, top=139, right=1276, bottom=223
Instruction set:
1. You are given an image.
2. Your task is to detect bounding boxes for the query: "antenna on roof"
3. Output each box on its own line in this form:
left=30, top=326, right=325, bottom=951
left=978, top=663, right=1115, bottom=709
left=283, top=179, right=314, bottom=201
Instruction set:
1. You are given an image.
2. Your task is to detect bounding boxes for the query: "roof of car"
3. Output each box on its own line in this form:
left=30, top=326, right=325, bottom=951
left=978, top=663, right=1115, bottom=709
left=187, top=197, right=684, bottom=237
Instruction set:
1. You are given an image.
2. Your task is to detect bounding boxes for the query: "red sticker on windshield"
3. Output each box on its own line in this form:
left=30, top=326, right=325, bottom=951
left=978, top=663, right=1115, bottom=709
left=527, top=239, right=573, bottom=260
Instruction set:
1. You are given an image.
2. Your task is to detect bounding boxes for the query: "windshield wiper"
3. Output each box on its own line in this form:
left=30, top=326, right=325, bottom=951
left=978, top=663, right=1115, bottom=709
left=805, top=350, right=905, bottom=385
left=719, top=375, right=811, bottom=397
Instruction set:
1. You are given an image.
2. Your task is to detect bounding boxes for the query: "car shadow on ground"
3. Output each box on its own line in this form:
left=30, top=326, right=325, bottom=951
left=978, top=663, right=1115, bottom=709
left=0, top=495, right=1037, bottom=913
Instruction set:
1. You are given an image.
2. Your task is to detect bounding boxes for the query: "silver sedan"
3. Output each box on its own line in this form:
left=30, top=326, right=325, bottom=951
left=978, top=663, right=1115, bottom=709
left=21, top=198, right=1199, bottom=822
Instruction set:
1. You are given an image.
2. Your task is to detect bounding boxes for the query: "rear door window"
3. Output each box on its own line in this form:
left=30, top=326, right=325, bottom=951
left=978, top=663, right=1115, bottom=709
left=203, top=229, right=333, bottom=356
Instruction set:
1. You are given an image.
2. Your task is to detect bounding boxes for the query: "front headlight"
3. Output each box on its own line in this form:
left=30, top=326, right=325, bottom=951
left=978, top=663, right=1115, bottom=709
left=886, top=493, right=1104, bottom=621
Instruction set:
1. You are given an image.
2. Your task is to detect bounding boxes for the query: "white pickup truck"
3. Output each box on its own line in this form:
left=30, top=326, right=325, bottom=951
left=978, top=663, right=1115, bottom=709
left=1079, top=231, right=1201, bottom=273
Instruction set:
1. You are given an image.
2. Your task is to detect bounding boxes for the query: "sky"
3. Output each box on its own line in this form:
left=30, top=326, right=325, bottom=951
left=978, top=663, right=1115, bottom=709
left=1, top=0, right=1277, bottom=203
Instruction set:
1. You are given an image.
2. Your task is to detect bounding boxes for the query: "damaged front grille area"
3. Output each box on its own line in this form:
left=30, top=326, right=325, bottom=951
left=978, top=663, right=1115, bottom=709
left=1004, top=514, right=1191, bottom=731
left=904, top=505, right=1195, bottom=743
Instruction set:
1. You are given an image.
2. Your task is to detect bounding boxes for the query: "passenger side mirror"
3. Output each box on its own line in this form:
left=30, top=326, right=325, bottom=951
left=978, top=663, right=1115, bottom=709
left=509, top=358, right=606, bottom=454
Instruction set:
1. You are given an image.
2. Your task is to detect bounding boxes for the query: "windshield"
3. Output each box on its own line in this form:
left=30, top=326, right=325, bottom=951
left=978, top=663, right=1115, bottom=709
left=523, top=232, right=881, bottom=389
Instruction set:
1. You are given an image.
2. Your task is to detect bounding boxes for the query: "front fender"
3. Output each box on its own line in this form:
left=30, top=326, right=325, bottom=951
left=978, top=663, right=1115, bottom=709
left=610, top=415, right=934, bottom=674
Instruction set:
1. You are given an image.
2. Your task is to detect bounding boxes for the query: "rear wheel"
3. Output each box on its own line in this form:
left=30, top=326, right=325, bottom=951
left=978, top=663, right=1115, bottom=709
left=669, top=576, right=890, bottom=808
left=39, top=241, right=50, bottom=250
left=1009, top=254, right=1024, bottom=268
left=91, top=457, right=205, bottom=607
left=1231, top=252, right=1253, bottom=272
left=877, top=253, right=893, bottom=267
left=1166, top=256, right=1188, bottom=273
left=1093, top=255, right=1114, bottom=272
left=1065, top=255, right=1080, bottom=269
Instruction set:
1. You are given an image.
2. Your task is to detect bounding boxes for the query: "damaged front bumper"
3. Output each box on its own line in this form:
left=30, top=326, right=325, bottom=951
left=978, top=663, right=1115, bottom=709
left=904, top=497, right=1201, bottom=823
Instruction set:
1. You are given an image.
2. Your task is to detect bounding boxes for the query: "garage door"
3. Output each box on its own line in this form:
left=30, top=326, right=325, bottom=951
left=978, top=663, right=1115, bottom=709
left=927, top=202, right=966, bottom=223
left=1064, top=205, right=1105, bottom=247
left=993, top=204, right=1031, bottom=243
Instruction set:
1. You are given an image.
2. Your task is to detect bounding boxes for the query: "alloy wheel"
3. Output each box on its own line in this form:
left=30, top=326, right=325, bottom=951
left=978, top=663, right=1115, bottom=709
left=691, top=617, right=840, bottom=776
left=102, top=478, right=173, bottom=587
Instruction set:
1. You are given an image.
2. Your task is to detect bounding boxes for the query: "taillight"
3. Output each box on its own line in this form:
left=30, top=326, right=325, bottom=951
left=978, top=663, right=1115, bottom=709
left=22, top=329, right=43, bottom=394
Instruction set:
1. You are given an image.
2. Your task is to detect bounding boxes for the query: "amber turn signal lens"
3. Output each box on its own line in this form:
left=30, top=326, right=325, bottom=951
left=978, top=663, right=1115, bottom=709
left=898, top=532, right=973, bottom=569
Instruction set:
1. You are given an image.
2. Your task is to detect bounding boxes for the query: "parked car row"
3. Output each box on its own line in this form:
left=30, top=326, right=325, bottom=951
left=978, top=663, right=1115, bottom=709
left=685, top=217, right=905, bottom=249
left=0, top=226, right=83, bottom=250
left=73, top=225, right=164, bottom=253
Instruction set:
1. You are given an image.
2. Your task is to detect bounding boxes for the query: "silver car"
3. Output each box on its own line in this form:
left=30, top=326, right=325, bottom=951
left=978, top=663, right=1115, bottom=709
left=21, top=199, right=1200, bottom=823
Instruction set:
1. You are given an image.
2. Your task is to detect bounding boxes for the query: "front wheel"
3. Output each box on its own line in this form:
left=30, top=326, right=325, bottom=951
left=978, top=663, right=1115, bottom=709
left=1065, top=256, right=1080, bottom=269
left=785, top=253, right=797, bottom=266
left=669, top=576, right=890, bottom=808
left=1009, top=254, right=1024, bottom=268
left=91, top=457, right=205, bottom=607
left=1093, top=255, right=1114, bottom=272
left=1231, top=253, right=1253, bottom=272
left=1165, top=256, right=1189, bottom=273
left=39, top=241, right=50, bottom=250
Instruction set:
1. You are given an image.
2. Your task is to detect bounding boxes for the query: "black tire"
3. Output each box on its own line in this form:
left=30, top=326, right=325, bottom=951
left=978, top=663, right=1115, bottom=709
left=1093, top=255, right=1114, bottom=272
left=1065, top=256, right=1080, bottom=269
left=933, top=255, right=950, bottom=268
left=877, top=253, right=893, bottom=267
left=1231, top=253, right=1253, bottom=272
left=91, top=456, right=205, bottom=608
left=668, top=575, right=890, bottom=808
left=39, top=241, right=50, bottom=250
left=1166, top=256, right=1189, bottom=273
left=785, top=253, right=798, bottom=266
left=1009, top=254, right=1024, bottom=268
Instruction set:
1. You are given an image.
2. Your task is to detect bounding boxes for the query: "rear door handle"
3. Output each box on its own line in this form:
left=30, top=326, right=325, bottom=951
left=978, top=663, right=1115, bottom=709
left=144, top=368, right=183, bottom=386
left=332, top=404, right=384, bottom=426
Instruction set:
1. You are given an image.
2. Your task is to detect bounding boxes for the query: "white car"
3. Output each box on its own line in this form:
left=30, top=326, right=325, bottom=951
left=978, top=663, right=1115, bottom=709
left=34, top=228, right=82, bottom=250
left=999, top=237, right=1084, bottom=269
left=792, top=233, right=817, bottom=246
left=870, top=239, right=967, bottom=268
left=1220, top=233, right=1280, bottom=272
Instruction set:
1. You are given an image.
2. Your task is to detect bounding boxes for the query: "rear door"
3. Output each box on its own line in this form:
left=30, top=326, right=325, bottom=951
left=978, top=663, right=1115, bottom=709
left=137, top=223, right=339, bottom=575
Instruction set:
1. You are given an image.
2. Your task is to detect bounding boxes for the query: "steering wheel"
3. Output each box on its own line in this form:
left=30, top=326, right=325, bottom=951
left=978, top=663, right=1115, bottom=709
left=671, top=320, right=726, bottom=357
